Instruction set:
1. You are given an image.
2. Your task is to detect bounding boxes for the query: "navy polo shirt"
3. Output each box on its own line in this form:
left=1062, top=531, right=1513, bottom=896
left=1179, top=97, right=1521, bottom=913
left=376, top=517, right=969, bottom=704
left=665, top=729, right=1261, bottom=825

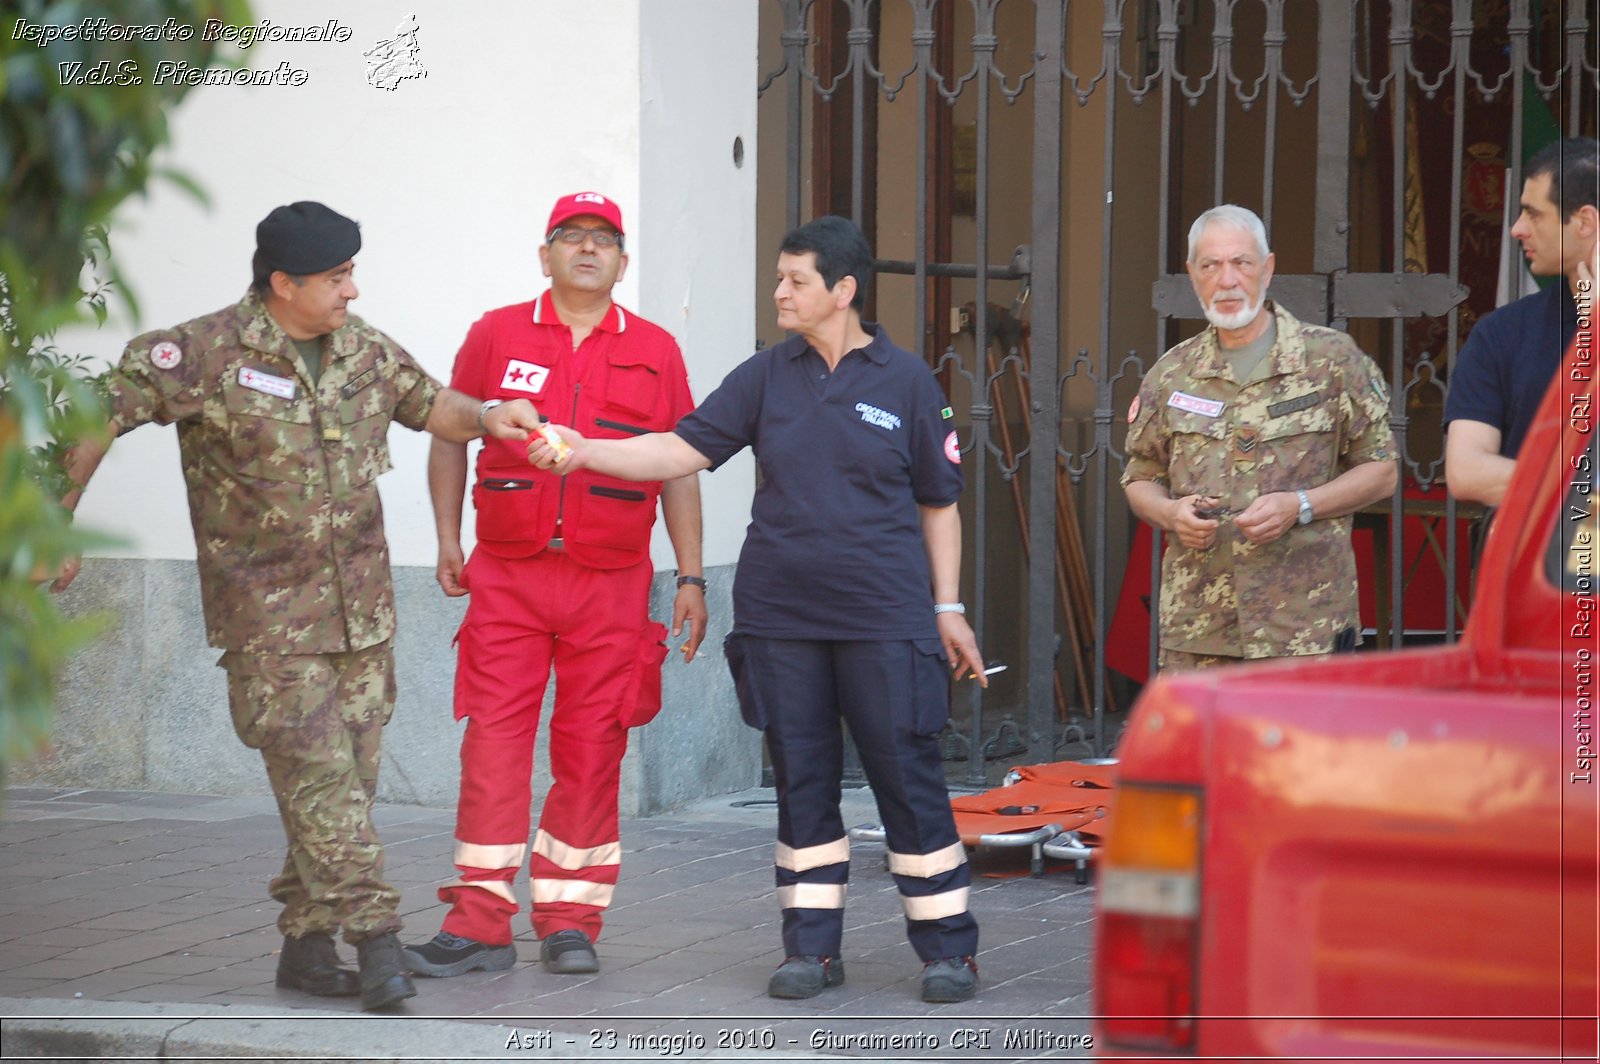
left=1444, top=281, right=1578, bottom=457
left=675, top=324, right=963, bottom=641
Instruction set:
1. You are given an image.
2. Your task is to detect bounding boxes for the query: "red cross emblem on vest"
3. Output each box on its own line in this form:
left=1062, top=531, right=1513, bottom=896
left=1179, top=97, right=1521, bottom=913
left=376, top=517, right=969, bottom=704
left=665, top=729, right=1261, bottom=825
left=499, top=359, right=550, bottom=395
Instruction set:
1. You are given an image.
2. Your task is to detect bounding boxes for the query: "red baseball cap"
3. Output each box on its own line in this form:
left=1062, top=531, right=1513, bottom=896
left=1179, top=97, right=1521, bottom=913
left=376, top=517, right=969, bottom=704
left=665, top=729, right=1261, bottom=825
left=546, top=191, right=624, bottom=237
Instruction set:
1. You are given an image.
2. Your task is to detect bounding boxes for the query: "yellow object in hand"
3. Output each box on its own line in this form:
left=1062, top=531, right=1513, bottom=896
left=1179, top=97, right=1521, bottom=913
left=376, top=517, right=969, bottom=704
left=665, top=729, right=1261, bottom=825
left=538, top=422, right=572, bottom=463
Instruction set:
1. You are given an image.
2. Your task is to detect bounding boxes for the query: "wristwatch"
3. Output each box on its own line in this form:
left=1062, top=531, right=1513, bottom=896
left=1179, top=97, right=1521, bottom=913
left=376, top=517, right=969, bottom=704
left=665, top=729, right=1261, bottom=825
left=477, top=398, right=505, bottom=432
left=675, top=574, right=707, bottom=590
left=1295, top=489, right=1314, bottom=525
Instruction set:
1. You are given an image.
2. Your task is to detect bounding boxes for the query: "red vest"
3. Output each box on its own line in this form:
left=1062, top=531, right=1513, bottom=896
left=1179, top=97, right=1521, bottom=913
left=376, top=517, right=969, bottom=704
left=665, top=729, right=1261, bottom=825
left=450, top=292, right=694, bottom=569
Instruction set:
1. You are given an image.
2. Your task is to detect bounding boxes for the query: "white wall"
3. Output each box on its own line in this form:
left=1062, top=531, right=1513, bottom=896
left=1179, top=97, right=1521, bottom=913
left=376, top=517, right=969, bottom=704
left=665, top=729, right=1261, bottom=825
left=639, top=1, right=759, bottom=566
left=63, top=0, right=757, bottom=571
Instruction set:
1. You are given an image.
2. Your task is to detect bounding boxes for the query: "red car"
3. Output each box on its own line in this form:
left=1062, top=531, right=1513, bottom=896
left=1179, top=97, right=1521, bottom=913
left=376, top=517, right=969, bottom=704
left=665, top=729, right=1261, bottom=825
left=1095, top=335, right=1599, bottom=1061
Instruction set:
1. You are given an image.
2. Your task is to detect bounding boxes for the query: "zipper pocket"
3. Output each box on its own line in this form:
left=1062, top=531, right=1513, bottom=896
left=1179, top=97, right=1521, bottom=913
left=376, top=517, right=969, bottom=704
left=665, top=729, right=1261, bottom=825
left=594, top=417, right=652, bottom=436
left=589, top=485, right=648, bottom=502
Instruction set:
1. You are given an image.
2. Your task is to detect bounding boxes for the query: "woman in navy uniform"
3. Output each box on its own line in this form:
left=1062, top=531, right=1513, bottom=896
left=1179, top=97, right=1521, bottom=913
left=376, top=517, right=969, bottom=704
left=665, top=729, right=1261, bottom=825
left=527, top=216, right=987, bottom=1003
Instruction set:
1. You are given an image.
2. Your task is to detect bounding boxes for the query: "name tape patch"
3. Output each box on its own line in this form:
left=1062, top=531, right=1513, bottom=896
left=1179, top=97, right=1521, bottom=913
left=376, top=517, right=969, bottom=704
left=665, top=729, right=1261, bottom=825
left=1267, top=392, right=1322, bottom=418
left=341, top=368, right=377, bottom=398
left=238, top=366, right=296, bottom=400
left=1168, top=390, right=1224, bottom=418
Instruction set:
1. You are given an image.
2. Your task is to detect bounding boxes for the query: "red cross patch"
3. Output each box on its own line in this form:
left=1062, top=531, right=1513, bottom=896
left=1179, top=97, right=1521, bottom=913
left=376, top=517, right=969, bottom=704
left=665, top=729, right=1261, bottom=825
left=500, top=359, right=550, bottom=395
left=944, top=430, right=961, bottom=464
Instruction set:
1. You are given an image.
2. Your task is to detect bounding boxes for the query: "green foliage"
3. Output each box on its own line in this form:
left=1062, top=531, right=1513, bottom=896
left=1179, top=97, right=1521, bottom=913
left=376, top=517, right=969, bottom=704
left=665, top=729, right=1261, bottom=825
left=1, top=0, right=251, bottom=785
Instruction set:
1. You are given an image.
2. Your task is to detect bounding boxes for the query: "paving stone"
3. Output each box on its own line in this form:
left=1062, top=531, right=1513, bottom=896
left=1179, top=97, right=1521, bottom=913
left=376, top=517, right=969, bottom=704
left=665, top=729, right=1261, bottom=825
left=3, top=783, right=1096, bottom=1054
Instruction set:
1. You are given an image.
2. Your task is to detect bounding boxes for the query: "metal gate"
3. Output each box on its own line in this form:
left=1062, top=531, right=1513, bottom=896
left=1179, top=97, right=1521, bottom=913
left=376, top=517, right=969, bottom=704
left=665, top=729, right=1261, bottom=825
left=756, top=0, right=1598, bottom=781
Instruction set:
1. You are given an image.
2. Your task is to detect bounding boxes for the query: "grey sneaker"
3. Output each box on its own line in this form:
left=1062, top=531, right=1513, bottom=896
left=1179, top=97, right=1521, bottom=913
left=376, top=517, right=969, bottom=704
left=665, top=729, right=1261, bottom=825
left=539, top=929, right=599, bottom=974
left=766, top=955, right=845, bottom=999
left=920, top=956, right=978, bottom=1003
left=402, top=931, right=517, bottom=978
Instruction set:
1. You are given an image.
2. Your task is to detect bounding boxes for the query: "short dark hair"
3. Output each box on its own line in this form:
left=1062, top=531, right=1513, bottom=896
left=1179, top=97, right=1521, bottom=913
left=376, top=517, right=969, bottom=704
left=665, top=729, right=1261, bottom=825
left=250, top=249, right=305, bottom=296
left=1525, top=136, right=1599, bottom=221
left=778, top=215, right=873, bottom=312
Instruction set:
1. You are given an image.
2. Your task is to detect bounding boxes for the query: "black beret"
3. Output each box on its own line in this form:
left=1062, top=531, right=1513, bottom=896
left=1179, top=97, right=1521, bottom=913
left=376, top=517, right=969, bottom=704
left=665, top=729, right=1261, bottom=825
left=255, top=201, right=361, bottom=274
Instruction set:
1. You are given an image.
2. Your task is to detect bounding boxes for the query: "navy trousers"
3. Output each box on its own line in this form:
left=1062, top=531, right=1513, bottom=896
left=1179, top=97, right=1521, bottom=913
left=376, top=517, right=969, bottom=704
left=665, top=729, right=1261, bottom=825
left=726, top=634, right=979, bottom=962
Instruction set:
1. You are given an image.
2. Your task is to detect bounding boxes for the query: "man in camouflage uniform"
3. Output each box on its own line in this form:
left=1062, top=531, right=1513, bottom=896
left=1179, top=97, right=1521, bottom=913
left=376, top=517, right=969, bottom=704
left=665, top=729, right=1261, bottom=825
left=1122, top=204, right=1398, bottom=670
left=56, top=202, right=542, bottom=1010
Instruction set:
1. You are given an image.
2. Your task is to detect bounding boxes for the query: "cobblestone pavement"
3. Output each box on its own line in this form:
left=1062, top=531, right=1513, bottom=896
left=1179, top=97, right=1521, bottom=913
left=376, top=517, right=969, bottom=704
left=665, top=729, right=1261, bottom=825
left=0, top=785, right=1097, bottom=1062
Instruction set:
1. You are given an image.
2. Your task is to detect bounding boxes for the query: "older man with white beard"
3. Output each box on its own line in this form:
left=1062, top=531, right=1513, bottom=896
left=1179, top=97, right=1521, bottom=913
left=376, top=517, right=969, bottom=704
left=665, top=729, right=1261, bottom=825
left=1121, top=204, right=1398, bottom=671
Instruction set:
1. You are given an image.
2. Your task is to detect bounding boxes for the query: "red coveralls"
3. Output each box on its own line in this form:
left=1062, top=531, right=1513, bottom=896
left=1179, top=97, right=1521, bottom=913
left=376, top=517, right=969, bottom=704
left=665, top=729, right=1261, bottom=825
left=439, top=291, right=694, bottom=945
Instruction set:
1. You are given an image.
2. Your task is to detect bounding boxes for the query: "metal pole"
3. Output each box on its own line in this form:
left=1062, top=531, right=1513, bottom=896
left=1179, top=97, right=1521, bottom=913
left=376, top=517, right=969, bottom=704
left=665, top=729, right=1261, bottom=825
left=1026, top=0, right=1065, bottom=767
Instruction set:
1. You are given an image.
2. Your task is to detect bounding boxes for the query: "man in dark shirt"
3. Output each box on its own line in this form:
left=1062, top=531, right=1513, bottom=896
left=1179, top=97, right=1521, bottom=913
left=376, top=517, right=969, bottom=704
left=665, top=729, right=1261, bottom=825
left=1445, top=137, right=1597, bottom=506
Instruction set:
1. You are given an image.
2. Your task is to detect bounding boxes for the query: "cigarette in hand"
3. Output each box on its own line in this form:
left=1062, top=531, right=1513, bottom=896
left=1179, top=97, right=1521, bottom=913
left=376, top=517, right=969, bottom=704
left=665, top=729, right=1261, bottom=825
left=963, top=663, right=1007, bottom=680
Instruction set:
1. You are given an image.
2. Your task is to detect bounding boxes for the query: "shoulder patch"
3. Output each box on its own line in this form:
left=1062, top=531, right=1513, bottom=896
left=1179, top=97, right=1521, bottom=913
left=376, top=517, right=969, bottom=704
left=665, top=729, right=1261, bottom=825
left=1127, top=394, right=1140, bottom=423
left=943, top=430, right=961, bottom=464
left=149, top=341, right=183, bottom=370
left=941, top=406, right=954, bottom=420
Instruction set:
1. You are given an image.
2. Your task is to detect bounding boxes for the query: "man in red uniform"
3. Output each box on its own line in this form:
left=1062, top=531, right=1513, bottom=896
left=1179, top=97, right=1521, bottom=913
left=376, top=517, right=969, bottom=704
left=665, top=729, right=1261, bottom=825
left=404, top=192, right=706, bottom=977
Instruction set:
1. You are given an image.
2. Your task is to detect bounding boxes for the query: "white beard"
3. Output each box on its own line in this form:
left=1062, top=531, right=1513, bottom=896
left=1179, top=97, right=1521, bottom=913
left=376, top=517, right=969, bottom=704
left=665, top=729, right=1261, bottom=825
left=1203, top=290, right=1264, bottom=332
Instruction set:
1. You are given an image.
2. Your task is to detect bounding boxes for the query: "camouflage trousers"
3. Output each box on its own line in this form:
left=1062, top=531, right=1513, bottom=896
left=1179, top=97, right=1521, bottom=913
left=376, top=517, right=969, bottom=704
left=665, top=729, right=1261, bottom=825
left=1159, top=647, right=1332, bottom=672
left=220, top=641, right=403, bottom=943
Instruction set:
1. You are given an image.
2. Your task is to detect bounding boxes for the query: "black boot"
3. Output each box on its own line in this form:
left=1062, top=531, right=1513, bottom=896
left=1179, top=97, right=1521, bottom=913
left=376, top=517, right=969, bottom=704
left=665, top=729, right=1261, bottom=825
left=275, top=933, right=359, bottom=997
left=356, top=932, right=417, bottom=1011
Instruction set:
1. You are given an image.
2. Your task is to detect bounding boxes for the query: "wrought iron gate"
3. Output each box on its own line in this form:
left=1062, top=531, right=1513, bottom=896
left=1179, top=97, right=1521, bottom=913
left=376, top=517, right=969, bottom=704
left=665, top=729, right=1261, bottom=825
left=757, top=0, right=1598, bottom=781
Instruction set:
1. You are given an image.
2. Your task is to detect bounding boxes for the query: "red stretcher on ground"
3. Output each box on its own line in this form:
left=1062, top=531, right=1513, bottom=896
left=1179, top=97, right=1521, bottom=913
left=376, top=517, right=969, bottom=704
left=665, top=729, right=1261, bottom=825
left=851, top=759, right=1116, bottom=883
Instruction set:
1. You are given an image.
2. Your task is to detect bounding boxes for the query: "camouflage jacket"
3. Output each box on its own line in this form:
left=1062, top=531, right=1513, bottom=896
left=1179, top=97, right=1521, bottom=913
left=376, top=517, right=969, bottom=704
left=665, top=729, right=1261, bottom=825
left=103, top=290, right=440, bottom=654
left=1121, top=303, right=1395, bottom=658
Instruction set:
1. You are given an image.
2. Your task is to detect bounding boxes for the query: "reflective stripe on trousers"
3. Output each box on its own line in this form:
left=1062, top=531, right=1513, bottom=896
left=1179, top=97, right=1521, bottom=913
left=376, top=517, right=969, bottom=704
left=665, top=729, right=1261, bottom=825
left=438, top=550, right=648, bottom=944
left=730, top=635, right=980, bottom=962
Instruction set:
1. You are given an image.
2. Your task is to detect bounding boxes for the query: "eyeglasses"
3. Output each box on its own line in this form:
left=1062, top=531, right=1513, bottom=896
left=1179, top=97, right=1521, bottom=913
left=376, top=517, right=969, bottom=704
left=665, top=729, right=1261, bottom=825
left=550, top=226, right=622, bottom=248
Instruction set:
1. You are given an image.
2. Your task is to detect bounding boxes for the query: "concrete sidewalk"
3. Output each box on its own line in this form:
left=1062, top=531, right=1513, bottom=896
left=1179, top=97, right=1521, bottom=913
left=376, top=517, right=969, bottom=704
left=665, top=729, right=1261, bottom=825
left=0, top=786, right=1097, bottom=1061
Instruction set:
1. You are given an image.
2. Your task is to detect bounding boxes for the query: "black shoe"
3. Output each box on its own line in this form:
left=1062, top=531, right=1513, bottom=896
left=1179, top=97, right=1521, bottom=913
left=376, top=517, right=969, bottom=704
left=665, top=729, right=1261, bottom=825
left=355, top=932, right=417, bottom=1010
left=766, top=955, right=845, bottom=999
left=920, top=956, right=978, bottom=1003
left=402, top=931, right=517, bottom=978
left=275, top=933, right=360, bottom=997
left=539, top=929, right=598, bottom=974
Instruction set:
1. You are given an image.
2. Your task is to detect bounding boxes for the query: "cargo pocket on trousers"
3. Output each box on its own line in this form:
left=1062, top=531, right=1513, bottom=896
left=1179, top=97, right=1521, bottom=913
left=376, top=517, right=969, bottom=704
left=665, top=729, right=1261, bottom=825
left=910, top=638, right=954, bottom=736
left=723, top=632, right=767, bottom=731
left=622, top=621, right=671, bottom=728
left=221, top=651, right=271, bottom=750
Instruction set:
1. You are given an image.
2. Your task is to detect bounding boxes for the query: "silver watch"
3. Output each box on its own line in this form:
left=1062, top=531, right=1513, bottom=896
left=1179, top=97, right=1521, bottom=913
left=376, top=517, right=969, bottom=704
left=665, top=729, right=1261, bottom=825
left=1295, top=489, right=1314, bottom=525
left=477, top=398, right=505, bottom=432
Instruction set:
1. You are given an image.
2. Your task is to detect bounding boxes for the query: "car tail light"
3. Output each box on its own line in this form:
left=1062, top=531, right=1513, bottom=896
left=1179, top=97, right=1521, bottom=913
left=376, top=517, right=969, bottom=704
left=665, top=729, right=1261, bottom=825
left=1097, top=785, right=1202, bottom=1051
